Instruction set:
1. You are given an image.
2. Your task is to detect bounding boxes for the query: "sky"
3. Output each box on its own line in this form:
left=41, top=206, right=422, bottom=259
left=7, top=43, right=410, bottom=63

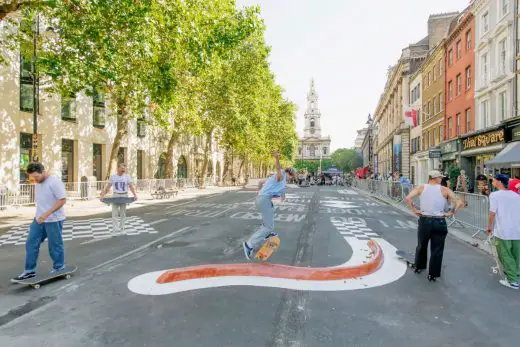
left=235, top=0, right=470, bottom=150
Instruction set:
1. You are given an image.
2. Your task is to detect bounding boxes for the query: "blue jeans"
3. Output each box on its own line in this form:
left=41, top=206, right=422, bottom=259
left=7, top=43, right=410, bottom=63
left=247, top=195, right=275, bottom=250
left=25, top=219, right=65, bottom=272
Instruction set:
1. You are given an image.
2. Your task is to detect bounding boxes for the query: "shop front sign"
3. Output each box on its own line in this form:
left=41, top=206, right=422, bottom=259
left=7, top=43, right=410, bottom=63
left=429, top=148, right=441, bottom=158
left=440, top=140, right=458, bottom=154
left=462, top=129, right=504, bottom=151
left=512, top=125, right=520, bottom=142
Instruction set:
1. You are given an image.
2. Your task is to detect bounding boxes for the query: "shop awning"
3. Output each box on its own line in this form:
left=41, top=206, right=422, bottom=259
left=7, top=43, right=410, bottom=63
left=485, top=142, right=520, bottom=168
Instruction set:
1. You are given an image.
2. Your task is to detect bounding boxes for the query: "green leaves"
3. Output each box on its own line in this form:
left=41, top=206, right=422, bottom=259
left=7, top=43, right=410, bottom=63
left=331, top=148, right=363, bottom=173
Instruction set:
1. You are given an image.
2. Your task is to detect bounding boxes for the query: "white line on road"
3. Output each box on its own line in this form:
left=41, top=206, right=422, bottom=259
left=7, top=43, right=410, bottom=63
left=88, top=226, right=193, bottom=271
left=149, top=218, right=168, bottom=226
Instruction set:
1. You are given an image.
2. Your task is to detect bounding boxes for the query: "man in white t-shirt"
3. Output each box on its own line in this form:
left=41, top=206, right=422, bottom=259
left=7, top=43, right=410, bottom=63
left=487, top=174, right=520, bottom=290
left=12, top=163, right=68, bottom=281
left=100, top=163, right=137, bottom=233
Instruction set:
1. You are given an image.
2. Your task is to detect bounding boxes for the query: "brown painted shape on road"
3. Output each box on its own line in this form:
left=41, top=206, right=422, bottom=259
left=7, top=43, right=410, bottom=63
left=156, top=240, right=383, bottom=284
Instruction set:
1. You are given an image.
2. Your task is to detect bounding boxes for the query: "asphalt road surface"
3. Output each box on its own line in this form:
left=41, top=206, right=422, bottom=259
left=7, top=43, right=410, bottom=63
left=0, top=186, right=519, bottom=347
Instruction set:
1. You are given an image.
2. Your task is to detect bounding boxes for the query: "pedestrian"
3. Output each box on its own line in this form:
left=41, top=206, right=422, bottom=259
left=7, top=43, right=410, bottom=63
left=507, top=175, right=520, bottom=195
left=11, top=163, right=68, bottom=281
left=486, top=174, right=520, bottom=290
left=100, top=163, right=138, bottom=234
left=404, top=170, right=463, bottom=281
left=243, top=152, right=295, bottom=260
left=456, top=169, right=469, bottom=206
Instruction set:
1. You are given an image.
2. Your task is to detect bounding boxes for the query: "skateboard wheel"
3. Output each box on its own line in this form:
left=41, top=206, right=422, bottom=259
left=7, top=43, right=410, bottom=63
left=33, top=284, right=40, bottom=289
left=65, top=274, right=71, bottom=279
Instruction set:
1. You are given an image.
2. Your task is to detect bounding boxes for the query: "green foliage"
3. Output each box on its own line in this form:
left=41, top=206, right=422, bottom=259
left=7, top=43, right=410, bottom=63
left=447, top=165, right=461, bottom=188
left=293, top=159, right=332, bottom=174
left=331, top=148, right=362, bottom=173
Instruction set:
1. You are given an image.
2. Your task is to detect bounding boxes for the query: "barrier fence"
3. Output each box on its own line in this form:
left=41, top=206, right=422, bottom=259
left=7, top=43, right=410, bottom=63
left=0, top=176, right=260, bottom=210
left=353, top=178, right=490, bottom=239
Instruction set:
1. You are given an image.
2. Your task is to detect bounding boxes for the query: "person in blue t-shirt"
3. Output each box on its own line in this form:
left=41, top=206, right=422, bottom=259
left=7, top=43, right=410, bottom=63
left=243, top=152, right=296, bottom=259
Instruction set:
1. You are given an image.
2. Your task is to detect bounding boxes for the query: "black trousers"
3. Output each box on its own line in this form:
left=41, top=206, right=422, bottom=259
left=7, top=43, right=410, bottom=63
left=415, top=217, right=448, bottom=277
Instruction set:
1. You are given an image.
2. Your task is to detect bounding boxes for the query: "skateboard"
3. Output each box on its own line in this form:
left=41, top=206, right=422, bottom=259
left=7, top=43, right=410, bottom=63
left=102, top=196, right=136, bottom=205
left=485, top=235, right=505, bottom=279
left=396, top=250, right=415, bottom=268
left=11, top=265, right=78, bottom=289
left=255, top=236, right=281, bottom=261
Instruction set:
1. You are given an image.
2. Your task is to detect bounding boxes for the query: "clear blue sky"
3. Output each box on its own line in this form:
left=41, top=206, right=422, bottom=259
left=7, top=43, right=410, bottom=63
left=235, top=0, right=470, bottom=150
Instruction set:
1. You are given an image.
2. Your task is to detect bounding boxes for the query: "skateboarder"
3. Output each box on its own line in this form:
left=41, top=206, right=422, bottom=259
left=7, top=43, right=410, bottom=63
left=404, top=170, right=463, bottom=281
left=486, top=174, right=520, bottom=290
left=100, top=163, right=138, bottom=233
left=243, top=152, right=295, bottom=259
left=12, top=163, right=68, bottom=281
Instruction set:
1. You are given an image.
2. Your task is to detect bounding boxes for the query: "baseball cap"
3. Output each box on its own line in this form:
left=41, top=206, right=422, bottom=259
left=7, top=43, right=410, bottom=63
left=493, top=174, right=509, bottom=187
left=428, top=170, right=445, bottom=179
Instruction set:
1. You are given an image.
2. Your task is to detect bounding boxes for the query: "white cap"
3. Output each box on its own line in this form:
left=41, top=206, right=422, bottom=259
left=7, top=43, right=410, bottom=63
left=428, top=170, right=445, bottom=179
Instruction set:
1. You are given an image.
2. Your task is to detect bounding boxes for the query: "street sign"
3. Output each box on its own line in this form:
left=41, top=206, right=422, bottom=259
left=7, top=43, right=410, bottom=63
left=429, top=148, right=441, bottom=158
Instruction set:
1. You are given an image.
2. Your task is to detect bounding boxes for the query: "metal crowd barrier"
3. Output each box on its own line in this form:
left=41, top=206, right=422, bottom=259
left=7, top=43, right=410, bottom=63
left=353, top=178, right=490, bottom=239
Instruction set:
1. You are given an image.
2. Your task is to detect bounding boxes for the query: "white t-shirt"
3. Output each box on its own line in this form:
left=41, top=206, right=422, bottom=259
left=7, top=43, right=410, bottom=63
left=109, top=174, right=133, bottom=194
left=35, top=176, right=67, bottom=222
left=489, top=189, right=520, bottom=240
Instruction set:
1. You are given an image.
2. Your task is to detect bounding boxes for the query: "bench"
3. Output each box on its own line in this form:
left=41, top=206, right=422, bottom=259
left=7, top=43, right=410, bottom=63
left=151, top=187, right=178, bottom=200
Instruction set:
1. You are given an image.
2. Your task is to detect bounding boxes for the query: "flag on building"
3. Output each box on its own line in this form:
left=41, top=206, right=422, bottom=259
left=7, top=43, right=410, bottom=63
left=404, top=109, right=418, bottom=127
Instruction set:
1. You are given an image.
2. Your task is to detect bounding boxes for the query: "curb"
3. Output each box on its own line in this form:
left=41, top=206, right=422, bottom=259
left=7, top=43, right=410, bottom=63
left=352, top=187, right=493, bottom=256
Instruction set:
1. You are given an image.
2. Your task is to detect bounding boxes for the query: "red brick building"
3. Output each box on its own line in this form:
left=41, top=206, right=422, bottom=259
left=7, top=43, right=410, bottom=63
left=444, top=9, right=474, bottom=142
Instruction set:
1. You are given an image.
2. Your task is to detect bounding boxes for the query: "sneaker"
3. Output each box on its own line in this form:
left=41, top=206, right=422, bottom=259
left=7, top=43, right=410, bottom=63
left=243, top=242, right=253, bottom=260
left=499, top=279, right=519, bottom=290
left=427, top=274, right=437, bottom=282
left=49, top=266, right=66, bottom=275
left=11, top=271, right=36, bottom=282
left=264, top=232, right=278, bottom=240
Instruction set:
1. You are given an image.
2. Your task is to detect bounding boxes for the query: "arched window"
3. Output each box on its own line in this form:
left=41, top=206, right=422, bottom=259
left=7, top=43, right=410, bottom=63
left=177, top=155, right=187, bottom=179
left=310, top=118, right=315, bottom=127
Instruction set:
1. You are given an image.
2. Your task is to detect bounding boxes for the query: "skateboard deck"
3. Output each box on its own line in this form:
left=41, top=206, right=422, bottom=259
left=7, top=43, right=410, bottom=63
left=396, top=250, right=415, bottom=268
left=255, top=236, right=281, bottom=261
left=486, top=235, right=506, bottom=279
left=102, top=196, right=136, bottom=205
left=11, top=265, right=77, bottom=289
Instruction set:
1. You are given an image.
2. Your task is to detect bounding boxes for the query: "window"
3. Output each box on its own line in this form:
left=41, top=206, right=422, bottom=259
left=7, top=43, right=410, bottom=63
left=499, top=91, right=507, bottom=121
left=439, top=59, right=443, bottom=76
left=481, top=100, right=489, bottom=128
left=93, top=144, right=103, bottom=181
left=428, top=101, right=432, bottom=118
left=456, top=40, right=462, bottom=59
left=20, top=133, right=33, bottom=183
left=448, top=81, right=453, bottom=100
left=417, top=83, right=421, bottom=98
left=93, top=89, right=106, bottom=128
left=466, top=66, right=472, bottom=89
left=118, top=147, right=126, bottom=165
left=433, top=64, right=437, bottom=80
left=61, top=94, right=77, bottom=121
left=439, top=125, right=443, bottom=142
left=481, top=53, right=489, bottom=84
left=20, top=55, right=34, bottom=112
left=310, top=118, right=315, bottom=127
left=323, top=147, right=328, bottom=155
left=482, top=12, right=489, bottom=35
left=456, top=74, right=462, bottom=96
left=456, top=113, right=461, bottom=135
left=448, top=117, right=453, bottom=138
left=137, top=150, right=144, bottom=179
left=433, top=128, right=437, bottom=145
left=466, top=30, right=472, bottom=50
left=499, top=39, right=507, bottom=75
left=61, top=139, right=75, bottom=184
left=137, top=118, right=146, bottom=137
left=417, top=109, right=421, bottom=126
left=439, top=93, right=443, bottom=112
left=501, top=0, right=509, bottom=17
left=428, top=71, right=432, bottom=86
left=448, top=49, right=453, bottom=66
left=466, top=108, right=471, bottom=132
left=433, top=96, right=437, bottom=114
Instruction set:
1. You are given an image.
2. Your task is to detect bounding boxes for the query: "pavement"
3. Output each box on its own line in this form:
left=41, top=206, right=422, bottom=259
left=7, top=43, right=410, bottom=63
left=0, top=186, right=519, bottom=347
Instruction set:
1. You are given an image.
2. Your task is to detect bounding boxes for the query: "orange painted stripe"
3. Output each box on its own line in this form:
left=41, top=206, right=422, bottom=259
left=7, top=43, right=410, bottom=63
left=156, top=240, right=383, bottom=284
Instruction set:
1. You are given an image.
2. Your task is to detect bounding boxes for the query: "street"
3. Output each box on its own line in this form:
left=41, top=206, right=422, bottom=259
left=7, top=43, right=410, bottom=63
left=0, top=186, right=519, bottom=347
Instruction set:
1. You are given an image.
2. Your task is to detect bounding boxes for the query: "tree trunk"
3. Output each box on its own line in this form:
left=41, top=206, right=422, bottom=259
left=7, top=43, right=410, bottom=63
left=243, top=155, right=249, bottom=186
left=105, top=96, right=128, bottom=180
left=199, top=131, right=212, bottom=189
left=165, top=130, right=180, bottom=179
left=237, top=157, right=244, bottom=182
left=221, top=149, right=231, bottom=184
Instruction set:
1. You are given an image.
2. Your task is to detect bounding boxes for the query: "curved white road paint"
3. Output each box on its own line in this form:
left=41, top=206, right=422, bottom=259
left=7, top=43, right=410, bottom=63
left=127, top=237, right=406, bottom=296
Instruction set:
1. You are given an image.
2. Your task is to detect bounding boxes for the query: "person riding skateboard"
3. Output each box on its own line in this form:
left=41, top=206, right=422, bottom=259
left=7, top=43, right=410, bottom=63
left=486, top=174, right=520, bottom=290
left=100, top=163, right=138, bottom=234
left=404, top=170, right=463, bottom=281
left=243, top=152, right=295, bottom=260
left=12, top=163, right=68, bottom=282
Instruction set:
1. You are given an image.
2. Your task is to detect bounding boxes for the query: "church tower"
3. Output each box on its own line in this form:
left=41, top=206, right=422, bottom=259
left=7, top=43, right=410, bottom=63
left=303, top=79, right=322, bottom=138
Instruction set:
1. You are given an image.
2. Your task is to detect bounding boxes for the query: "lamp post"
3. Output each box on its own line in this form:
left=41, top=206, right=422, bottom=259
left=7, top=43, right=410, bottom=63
left=31, top=13, right=40, bottom=162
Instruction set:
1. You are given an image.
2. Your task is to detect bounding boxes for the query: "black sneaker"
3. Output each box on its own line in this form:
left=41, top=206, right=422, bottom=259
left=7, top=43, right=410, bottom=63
left=427, top=274, right=437, bottom=282
left=265, top=232, right=279, bottom=239
left=11, top=271, right=36, bottom=282
left=243, top=242, right=253, bottom=260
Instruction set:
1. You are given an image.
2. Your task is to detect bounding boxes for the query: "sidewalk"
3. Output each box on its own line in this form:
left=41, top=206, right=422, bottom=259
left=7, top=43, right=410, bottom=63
left=0, top=186, right=241, bottom=233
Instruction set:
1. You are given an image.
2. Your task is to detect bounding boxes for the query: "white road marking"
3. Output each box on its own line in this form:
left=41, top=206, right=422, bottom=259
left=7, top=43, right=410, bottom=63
left=149, top=218, right=168, bottom=226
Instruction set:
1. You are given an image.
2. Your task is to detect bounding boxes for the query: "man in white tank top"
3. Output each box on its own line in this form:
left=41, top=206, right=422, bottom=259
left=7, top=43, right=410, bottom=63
left=404, top=170, right=463, bottom=281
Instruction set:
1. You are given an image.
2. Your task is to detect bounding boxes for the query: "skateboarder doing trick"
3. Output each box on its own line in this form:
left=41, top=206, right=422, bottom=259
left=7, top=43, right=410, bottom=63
left=243, top=152, right=295, bottom=260
left=12, top=163, right=68, bottom=282
left=404, top=170, right=463, bottom=281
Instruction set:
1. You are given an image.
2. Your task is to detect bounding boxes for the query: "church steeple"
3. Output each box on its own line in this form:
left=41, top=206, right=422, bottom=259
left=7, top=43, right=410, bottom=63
left=304, top=78, right=321, bottom=138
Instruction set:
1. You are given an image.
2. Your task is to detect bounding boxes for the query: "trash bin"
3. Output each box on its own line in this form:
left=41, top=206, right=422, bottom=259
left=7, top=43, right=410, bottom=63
left=80, top=176, right=89, bottom=200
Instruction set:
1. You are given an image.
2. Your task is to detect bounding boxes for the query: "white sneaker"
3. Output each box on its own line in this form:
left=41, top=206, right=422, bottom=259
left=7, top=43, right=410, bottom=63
left=499, top=279, right=519, bottom=290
